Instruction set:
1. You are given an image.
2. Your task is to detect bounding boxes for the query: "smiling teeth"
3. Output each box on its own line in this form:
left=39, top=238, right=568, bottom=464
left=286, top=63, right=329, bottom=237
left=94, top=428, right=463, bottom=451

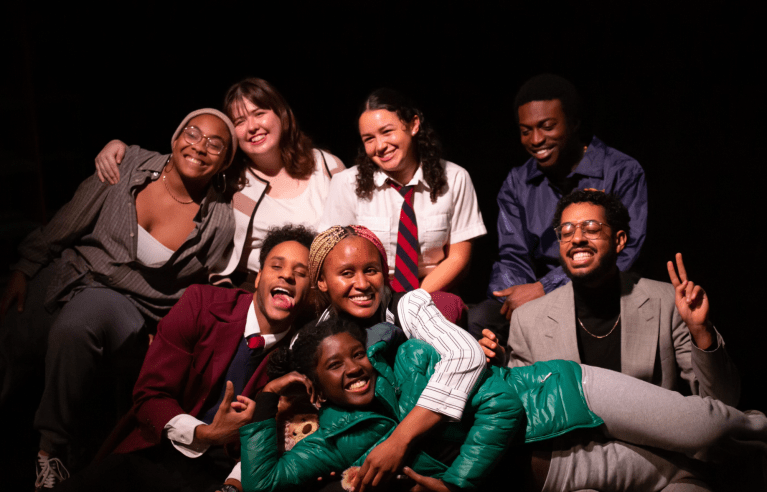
left=350, top=295, right=372, bottom=301
left=272, top=287, right=293, bottom=297
left=347, top=379, right=367, bottom=390
left=186, top=156, right=201, bottom=164
left=573, top=252, right=593, bottom=261
left=250, top=135, right=266, bottom=143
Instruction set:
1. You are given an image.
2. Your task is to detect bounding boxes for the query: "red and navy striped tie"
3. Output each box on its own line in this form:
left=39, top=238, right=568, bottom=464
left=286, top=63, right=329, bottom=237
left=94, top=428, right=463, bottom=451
left=389, top=181, right=419, bottom=292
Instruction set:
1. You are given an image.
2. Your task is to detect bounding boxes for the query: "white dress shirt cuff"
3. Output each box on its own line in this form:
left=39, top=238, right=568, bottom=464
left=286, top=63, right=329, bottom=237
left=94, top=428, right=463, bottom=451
left=227, top=461, right=242, bottom=482
left=416, top=381, right=469, bottom=421
left=164, top=414, right=210, bottom=458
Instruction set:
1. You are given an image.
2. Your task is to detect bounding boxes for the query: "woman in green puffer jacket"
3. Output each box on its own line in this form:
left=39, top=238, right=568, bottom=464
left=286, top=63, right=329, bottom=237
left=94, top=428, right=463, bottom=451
left=241, top=318, right=533, bottom=491
left=240, top=315, right=766, bottom=492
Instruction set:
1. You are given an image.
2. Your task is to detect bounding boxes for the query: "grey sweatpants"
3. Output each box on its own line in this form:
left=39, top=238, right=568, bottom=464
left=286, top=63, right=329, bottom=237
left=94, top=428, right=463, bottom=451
left=543, top=434, right=712, bottom=492
left=542, top=364, right=767, bottom=491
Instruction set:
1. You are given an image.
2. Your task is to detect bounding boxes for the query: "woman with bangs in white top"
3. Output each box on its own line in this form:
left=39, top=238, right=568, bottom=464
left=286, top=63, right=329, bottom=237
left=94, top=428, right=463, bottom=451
left=95, top=78, right=345, bottom=289
left=319, top=88, right=486, bottom=304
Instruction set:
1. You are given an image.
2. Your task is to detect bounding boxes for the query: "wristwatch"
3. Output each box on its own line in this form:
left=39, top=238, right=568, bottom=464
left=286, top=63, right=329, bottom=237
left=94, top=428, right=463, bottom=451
left=220, top=485, right=239, bottom=492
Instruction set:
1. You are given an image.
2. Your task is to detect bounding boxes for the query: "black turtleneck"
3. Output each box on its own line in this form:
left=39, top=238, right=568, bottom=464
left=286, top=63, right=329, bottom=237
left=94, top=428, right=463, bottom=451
left=573, top=272, right=622, bottom=372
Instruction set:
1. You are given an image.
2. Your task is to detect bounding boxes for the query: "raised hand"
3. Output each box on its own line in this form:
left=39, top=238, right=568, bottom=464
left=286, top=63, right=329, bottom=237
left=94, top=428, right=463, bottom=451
left=195, top=381, right=256, bottom=446
left=95, top=139, right=127, bottom=184
left=479, top=329, right=506, bottom=365
left=667, top=253, right=714, bottom=349
left=262, top=371, right=316, bottom=404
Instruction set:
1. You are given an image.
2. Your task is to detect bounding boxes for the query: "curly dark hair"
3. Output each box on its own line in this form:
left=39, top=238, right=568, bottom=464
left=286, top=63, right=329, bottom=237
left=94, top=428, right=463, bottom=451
left=355, top=88, right=447, bottom=203
left=224, top=78, right=316, bottom=180
left=266, top=317, right=367, bottom=388
left=514, top=74, right=585, bottom=140
left=259, top=224, right=316, bottom=270
left=552, top=189, right=631, bottom=241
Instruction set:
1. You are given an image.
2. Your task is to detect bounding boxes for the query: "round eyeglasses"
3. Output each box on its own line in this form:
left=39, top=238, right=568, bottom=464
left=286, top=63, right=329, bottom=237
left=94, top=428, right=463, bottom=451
left=554, top=220, right=611, bottom=242
left=182, top=126, right=227, bottom=155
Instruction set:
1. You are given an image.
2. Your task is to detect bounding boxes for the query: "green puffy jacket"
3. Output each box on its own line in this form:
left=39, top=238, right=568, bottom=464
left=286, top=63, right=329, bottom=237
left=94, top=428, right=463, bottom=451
left=240, top=339, right=602, bottom=491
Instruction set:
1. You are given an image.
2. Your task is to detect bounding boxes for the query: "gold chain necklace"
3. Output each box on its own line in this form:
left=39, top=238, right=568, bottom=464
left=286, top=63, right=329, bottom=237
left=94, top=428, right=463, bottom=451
left=162, top=158, right=194, bottom=205
left=577, top=315, right=620, bottom=339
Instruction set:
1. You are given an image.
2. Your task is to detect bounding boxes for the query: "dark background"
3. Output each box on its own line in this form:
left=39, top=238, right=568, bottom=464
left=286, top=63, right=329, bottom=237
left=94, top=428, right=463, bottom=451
left=2, top=1, right=764, bottom=419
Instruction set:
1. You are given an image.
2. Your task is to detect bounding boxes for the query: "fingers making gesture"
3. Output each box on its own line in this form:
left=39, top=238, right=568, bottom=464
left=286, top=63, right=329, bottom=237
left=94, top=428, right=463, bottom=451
left=195, top=381, right=257, bottom=446
left=667, top=253, right=715, bottom=349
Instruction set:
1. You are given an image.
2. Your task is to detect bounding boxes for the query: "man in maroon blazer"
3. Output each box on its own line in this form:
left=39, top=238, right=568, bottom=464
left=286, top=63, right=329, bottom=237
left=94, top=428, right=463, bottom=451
left=55, top=225, right=314, bottom=492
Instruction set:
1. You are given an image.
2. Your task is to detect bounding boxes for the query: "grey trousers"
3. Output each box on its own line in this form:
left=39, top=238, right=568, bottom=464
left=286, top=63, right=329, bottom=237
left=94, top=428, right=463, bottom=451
left=543, top=433, right=712, bottom=492
left=540, top=364, right=767, bottom=491
left=580, top=364, right=767, bottom=460
left=0, top=264, right=148, bottom=456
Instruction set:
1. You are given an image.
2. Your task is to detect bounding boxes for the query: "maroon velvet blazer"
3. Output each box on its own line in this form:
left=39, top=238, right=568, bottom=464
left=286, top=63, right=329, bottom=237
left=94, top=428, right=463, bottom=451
left=109, top=284, right=286, bottom=455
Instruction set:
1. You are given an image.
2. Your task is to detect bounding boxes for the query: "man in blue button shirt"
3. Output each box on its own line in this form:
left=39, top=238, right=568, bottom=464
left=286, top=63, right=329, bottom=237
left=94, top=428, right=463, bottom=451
left=469, top=74, right=648, bottom=343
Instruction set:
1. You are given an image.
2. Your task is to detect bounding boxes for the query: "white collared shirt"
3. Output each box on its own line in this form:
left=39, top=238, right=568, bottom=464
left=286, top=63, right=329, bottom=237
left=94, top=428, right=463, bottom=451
left=319, top=160, right=487, bottom=278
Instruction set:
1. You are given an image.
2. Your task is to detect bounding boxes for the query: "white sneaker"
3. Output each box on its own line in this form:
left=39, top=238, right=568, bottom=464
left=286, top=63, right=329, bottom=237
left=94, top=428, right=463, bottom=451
left=35, top=452, right=70, bottom=490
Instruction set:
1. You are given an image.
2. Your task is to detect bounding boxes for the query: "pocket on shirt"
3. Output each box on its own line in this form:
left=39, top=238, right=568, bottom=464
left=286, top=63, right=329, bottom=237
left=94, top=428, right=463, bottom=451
left=419, top=213, right=450, bottom=265
left=358, top=215, right=392, bottom=246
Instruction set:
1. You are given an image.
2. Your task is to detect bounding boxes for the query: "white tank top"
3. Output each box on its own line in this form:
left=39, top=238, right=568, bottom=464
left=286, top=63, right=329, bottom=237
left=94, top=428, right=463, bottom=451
left=136, top=224, right=174, bottom=266
left=238, top=149, right=335, bottom=272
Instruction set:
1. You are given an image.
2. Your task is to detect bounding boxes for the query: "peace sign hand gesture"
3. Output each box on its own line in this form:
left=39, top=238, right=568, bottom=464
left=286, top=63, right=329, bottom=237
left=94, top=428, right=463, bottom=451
left=667, top=253, right=714, bottom=350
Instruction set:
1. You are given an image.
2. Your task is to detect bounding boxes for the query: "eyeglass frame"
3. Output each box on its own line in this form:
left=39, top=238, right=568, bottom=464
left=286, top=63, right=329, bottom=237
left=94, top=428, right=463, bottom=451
left=554, top=220, right=612, bottom=242
left=182, top=126, right=228, bottom=155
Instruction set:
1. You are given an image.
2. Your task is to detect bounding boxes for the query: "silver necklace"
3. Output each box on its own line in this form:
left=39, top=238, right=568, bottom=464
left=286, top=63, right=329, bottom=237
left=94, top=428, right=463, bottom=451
left=577, top=315, right=620, bottom=339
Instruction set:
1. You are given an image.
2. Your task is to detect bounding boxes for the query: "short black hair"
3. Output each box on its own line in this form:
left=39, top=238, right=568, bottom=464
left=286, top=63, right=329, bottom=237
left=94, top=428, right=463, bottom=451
left=266, top=317, right=368, bottom=387
left=553, top=189, right=630, bottom=241
left=514, top=74, right=583, bottom=132
left=259, top=224, right=316, bottom=270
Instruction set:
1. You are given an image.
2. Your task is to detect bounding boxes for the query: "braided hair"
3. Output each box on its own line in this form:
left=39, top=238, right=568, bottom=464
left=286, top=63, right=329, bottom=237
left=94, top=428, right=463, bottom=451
left=308, top=225, right=389, bottom=287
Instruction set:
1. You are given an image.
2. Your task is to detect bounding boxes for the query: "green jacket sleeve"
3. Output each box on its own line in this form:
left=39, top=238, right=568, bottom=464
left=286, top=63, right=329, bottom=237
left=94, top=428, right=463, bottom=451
left=394, top=340, right=525, bottom=490
left=239, top=418, right=348, bottom=492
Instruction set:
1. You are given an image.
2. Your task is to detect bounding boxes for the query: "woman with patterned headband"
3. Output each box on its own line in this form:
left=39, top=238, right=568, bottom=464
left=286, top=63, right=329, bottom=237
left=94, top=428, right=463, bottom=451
left=303, top=224, right=486, bottom=490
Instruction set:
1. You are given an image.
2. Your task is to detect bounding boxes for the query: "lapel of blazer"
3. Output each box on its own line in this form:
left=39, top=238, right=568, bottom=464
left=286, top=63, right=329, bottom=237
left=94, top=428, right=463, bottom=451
left=199, top=293, right=252, bottom=403
left=542, top=283, right=582, bottom=362
left=620, top=273, right=659, bottom=382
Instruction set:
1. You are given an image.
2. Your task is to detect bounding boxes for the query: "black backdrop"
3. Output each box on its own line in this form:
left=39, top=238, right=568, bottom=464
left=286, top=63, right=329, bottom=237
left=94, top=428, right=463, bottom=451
left=3, top=3, right=765, bottom=411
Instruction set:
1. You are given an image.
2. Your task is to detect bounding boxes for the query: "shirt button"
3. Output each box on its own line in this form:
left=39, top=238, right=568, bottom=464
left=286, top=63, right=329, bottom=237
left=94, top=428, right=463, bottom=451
left=130, top=233, right=134, bottom=237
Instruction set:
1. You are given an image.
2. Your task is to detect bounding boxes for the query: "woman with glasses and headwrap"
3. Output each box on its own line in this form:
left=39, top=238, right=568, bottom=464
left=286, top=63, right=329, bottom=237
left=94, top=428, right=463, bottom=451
left=0, top=108, right=238, bottom=489
left=94, top=78, right=345, bottom=290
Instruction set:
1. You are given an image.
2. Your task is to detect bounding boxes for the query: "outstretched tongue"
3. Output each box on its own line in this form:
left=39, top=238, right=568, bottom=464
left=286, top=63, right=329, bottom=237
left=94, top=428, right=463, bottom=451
left=273, top=294, right=295, bottom=310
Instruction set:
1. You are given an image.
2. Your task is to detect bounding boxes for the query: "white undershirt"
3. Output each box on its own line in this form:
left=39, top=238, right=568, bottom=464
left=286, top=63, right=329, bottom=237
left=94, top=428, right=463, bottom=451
left=136, top=225, right=174, bottom=266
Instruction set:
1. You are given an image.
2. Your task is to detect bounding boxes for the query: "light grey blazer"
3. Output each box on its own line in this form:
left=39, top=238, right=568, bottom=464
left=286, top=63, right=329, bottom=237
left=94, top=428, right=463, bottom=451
left=507, top=273, right=741, bottom=406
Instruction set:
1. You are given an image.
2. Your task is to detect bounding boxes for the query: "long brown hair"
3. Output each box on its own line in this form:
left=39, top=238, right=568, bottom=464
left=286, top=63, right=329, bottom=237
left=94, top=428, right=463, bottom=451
left=224, top=78, right=315, bottom=179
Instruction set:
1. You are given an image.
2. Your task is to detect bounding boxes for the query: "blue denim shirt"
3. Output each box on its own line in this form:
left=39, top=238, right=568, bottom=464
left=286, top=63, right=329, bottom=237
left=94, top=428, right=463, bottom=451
left=488, top=136, right=647, bottom=298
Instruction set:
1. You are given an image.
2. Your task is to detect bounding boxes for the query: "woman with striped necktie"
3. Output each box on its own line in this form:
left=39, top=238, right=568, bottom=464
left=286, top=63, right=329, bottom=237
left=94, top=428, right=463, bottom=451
left=318, top=89, right=486, bottom=296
